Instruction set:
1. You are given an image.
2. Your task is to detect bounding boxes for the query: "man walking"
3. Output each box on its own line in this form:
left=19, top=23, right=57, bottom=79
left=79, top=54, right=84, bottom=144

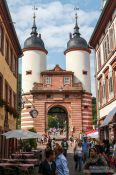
left=55, top=144, right=69, bottom=175
left=61, top=138, right=69, bottom=157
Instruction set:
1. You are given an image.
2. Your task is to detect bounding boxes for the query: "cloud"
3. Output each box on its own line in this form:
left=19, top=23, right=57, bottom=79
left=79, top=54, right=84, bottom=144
left=7, top=0, right=100, bottom=51
left=7, top=0, right=99, bottom=96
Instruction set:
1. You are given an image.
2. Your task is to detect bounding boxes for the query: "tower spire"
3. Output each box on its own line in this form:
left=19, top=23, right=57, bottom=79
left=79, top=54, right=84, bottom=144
left=73, top=7, right=80, bottom=37
left=31, top=6, right=38, bottom=36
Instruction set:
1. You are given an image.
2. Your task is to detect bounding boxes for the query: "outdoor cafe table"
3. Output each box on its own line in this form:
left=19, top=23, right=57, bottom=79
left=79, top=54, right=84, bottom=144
left=12, top=153, right=34, bottom=159
left=0, top=163, right=35, bottom=174
left=2, top=158, right=38, bottom=164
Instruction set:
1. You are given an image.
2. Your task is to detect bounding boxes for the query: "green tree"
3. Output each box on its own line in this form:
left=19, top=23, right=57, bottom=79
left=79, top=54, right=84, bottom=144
left=28, top=128, right=37, bottom=150
left=48, top=115, right=58, bottom=129
left=92, top=97, right=97, bottom=127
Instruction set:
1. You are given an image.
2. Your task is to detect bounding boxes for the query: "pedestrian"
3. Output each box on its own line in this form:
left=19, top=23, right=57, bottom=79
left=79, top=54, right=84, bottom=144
left=51, top=138, right=56, bottom=150
left=38, top=149, right=56, bottom=175
left=55, top=144, right=69, bottom=175
left=69, top=136, right=74, bottom=147
left=61, top=138, right=69, bottom=157
left=74, top=142, right=83, bottom=172
left=82, top=137, right=90, bottom=162
left=84, top=147, right=108, bottom=175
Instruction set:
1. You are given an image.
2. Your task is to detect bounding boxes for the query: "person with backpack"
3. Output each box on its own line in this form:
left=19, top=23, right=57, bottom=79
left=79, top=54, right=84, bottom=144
left=61, top=138, right=69, bottom=157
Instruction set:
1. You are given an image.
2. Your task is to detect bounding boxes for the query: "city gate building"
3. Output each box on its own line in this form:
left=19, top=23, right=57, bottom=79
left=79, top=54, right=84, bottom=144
left=21, top=12, right=93, bottom=137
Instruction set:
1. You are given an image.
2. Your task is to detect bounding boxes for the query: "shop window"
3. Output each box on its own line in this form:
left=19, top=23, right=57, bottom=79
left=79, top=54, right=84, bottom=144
left=26, top=70, right=32, bottom=75
left=64, top=77, right=70, bottom=85
left=45, top=77, right=51, bottom=85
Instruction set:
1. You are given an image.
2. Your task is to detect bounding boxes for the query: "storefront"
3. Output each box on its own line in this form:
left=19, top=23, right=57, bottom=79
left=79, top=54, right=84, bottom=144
left=99, top=107, right=116, bottom=141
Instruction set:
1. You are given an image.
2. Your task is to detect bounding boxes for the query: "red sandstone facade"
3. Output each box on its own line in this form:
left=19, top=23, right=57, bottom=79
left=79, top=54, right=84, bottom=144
left=21, top=65, right=92, bottom=137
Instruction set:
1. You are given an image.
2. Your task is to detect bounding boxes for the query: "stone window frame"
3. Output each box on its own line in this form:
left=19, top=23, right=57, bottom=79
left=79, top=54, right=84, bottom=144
left=45, top=76, right=52, bottom=85
left=64, top=77, right=70, bottom=85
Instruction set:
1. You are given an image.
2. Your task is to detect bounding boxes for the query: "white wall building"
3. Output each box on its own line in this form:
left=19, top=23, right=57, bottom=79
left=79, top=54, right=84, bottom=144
left=89, top=0, right=116, bottom=140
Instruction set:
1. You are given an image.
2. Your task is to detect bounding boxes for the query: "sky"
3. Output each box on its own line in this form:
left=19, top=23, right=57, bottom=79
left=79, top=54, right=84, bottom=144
left=7, top=0, right=102, bottom=97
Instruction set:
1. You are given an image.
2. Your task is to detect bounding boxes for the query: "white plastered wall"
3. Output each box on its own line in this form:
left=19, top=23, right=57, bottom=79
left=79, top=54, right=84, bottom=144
left=66, top=50, right=91, bottom=93
left=22, top=50, right=46, bottom=93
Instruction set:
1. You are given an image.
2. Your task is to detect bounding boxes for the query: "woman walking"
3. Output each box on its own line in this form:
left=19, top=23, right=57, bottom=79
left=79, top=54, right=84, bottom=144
left=74, top=142, right=83, bottom=172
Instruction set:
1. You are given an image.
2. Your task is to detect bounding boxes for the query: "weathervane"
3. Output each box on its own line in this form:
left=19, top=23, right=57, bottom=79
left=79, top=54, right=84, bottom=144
left=32, top=5, right=38, bottom=21
left=74, top=7, right=79, bottom=24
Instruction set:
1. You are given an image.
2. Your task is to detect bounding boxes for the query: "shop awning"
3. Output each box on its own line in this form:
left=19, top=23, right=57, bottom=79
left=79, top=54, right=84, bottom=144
left=100, top=107, right=116, bottom=127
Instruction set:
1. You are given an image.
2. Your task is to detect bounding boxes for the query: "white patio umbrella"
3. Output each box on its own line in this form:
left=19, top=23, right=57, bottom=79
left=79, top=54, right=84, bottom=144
left=2, top=129, right=42, bottom=140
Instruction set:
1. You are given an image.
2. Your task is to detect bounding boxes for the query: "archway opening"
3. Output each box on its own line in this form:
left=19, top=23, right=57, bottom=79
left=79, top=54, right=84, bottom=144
left=47, top=106, right=68, bottom=140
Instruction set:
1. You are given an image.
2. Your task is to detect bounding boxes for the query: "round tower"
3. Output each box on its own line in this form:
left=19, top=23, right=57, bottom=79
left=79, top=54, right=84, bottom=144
left=64, top=12, right=91, bottom=93
left=22, top=14, right=48, bottom=93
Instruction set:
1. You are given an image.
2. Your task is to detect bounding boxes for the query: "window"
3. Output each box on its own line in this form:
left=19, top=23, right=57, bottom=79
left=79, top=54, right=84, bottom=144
left=108, top=72, right=114, bottom=95
left=83, top=70, right=87, bottom=75
left=13, top=93, right=16, bottom=108
left=109, top=27, right=115, bottom=51
left=45, top=77, right=51, bottom=84
left=5, top=39, right=9, bottom=64
left=107, top=35, right=110, bottom=54
left=97, top=50, right=101, bottom=70
left=0, top=74, right=3, bottom=99
left=5, top=81, right=8, bottom=103
left=9, top=88, right=12, bottom=107
left=103, top=39, right=107, bottom=62
left=65, top=94, right=69, bottom=98
left=47, top=94, right=51, bottom=98
left=84, top=105, right=88, bottom=109
left=26, top=70, right=32, bottom=75
left=64, top=77, right=70, bottom=84
left=102, top=80, right=106, bottom=103
left=0, top=25, right=4, bottom=54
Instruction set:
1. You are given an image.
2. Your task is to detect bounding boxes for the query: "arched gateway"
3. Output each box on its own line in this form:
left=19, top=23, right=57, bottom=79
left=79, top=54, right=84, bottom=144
left=47, top=106, right=68, bottom=139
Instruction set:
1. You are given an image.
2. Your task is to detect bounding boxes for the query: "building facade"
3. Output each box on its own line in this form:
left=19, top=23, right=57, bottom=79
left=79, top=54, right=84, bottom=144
left=89, top=0, right=116, bottom=140
left=21, top=12, right=93, bottom=137
left=0, top=0, right=22, bottom=158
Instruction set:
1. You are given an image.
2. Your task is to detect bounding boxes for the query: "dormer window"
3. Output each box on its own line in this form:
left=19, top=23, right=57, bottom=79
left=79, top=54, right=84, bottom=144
left=45, top=77, right=51, bottom=84
left=64, top=77, right=70, bottom=85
